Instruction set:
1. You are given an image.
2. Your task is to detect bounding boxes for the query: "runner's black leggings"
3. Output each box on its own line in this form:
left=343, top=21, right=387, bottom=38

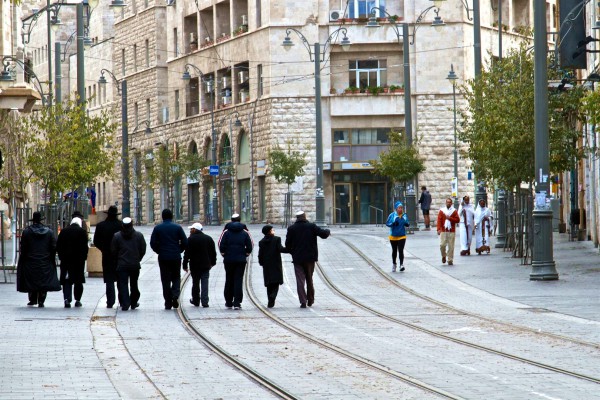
left=390, top=239, right=406, bottom=265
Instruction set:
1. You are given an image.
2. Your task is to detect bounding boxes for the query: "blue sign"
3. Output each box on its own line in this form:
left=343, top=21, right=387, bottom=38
left=209, top=165, right=219, bottom=176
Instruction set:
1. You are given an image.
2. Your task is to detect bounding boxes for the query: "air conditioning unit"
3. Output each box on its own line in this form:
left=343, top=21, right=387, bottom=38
left=329, top=10, right=343, bottom=22
left=239, top=71, right=248, bottom=83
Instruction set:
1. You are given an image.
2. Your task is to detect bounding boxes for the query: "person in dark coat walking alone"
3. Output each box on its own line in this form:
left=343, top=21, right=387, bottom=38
left=16, top=212, right=61, bottom=307
left=111, top=217, right=146, bottom=311
left=219, top=222, right=253, bottom=310
left=92, top=206, right=122, bottom=308
left=285, top=211, right=330, bottom=308
left=183, top=223, right=217, bottom=307
left=150, top=209, right=188, bottom=309
left=258, top=225, right=288, bottom=308
left=57, top=217, right=89, bottom=308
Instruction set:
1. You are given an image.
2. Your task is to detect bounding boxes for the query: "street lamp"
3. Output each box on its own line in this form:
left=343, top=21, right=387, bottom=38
left=447, top=64, right=459, bottom=209
left=1, top=56, right=48, bottom=106
left=530, top=0, right=558, bottom=280
left=282, top=27, right=351, bottom=226
left=366, top=3, right=445, bottom=228
left=182, top=64, right=219, bottom=225
left=98, top=69, right=130, bottom=218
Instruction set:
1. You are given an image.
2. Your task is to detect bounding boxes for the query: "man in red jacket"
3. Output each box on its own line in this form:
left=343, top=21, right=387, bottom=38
left=437, top=198, right=461, bottom=265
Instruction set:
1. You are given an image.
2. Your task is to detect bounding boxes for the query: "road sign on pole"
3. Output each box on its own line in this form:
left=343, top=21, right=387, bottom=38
left=209, top=165, right=219, bottom=176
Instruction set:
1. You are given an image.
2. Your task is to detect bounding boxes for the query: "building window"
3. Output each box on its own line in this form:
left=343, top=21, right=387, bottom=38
left=349, top=59, right=387, bottom=89
left=332, top=128, right=392, bottom=162
left=349, top=0, right=386, bottom=19
left=174, top=90, right=180, bottom=119
left=145, top=39, right=150, bottom=67
left=146, top=99, right=151, bottom=122
left=134, top=102, right=139, bottom=127
left=121, top=49, right=126, bottom=76
left=133, top=44, right=137, bottom=72
left=174, top=28, right=179, bottom=57
left=257, top=64, right=263, bottom=97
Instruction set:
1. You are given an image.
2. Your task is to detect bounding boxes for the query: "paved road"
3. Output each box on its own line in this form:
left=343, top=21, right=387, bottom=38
left=0, top=223, right=598, bottom=399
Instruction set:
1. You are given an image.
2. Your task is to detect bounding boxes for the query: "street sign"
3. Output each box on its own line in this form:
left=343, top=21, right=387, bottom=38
left=209, top=165, right=219, bottom=176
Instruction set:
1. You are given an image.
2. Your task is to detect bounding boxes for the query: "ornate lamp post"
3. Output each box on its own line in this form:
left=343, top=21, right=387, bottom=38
left=446, top=64, right=459, bottom=209
left=282, top=27, right=351, bottom=226
left=182, top=64, right=219, bottom=225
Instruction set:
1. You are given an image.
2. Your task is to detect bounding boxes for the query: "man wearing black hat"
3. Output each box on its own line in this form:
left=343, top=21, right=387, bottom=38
left=17, top=212, right=61, bottom=307
left=93, top=206, right=122, bottom=308
left=285, top=211, right=330, bottom=308
left=111, top=217, right=146, bottom=311
left=57, top=217, right=89, bottom=308
left=150, top=209, right=188, bottom=310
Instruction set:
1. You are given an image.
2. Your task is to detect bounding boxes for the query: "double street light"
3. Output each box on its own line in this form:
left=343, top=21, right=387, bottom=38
left=98, top=69, right=130, bottom=218
left=282, top=27, right=351, bottom=226
left=446, top=64, right=459, bottom=209
left=1, top=56, right=48, bottom=106
left=367, top=4, right=445, bottom=227
left=182, top=64, right=219, bottom=225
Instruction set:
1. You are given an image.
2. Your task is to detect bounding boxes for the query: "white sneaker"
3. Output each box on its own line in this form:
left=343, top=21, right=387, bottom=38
left=399, top=265, right=405, bottom=272
left=392, top=263, right=397, bottom=272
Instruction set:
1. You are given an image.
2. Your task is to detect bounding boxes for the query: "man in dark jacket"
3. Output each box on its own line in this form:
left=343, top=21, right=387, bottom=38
left=57, top=217, right=89, bottom=308
left=418, top=186, right=433, bottom=230
left=111, top=217, right=146, bottom=311
left=258, top=225, right=288, bottom=308
left=285, top=211, right=330, bottom=308
left=150, top=209, right=188, bottom=309
left=219, top=222, right=253, bottom=310
left=183, top=223, right=217, bottom=307
left=17, top=212, right=61, bottom=307
left=93, top=205, right=122, bottom=308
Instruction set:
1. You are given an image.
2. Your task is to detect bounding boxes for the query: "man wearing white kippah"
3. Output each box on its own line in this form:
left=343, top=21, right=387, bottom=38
left=285, top=211, right=330, bottom=308
left=57, top=217, right=89, bottom=308
left=111, top=217, right=147, bottom=311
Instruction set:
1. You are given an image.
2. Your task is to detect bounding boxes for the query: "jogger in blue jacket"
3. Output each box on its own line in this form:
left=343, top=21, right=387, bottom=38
left=385, top=201, right=410, bottom=272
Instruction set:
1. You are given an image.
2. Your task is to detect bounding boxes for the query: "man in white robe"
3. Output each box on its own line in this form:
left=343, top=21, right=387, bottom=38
left=474, top=199, right=492, bottom=254
left=458, top=196, right=475, bottom=256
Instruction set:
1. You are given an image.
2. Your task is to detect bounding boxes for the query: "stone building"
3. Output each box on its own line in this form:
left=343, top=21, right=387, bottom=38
left=11, top=0, right=562, bottom=226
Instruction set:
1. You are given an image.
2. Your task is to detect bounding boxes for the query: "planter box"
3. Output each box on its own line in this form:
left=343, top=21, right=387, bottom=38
left=86, top=246, right=103, bottom=277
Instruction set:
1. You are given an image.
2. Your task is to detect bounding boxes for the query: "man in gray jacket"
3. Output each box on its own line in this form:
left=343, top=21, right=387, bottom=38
left=111, top=217, right=146, bottom=311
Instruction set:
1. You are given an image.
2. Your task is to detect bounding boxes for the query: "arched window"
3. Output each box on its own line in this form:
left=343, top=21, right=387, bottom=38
left=238, top=130, right=250, bottom=165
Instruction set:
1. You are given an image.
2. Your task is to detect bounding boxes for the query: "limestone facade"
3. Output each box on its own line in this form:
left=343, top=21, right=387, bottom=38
left=11, top=0, right=560, bottom=225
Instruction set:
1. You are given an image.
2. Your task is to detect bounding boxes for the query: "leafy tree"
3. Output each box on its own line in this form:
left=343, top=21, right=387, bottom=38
left=369, top=131, right=425, bottom=183
left=268, top=141, right=308, bottom=192
left=458, top=43, right=586, bottom=190
left=147, top=142, right=207, bottom=210
left=16, top=98, right=118, bottom=203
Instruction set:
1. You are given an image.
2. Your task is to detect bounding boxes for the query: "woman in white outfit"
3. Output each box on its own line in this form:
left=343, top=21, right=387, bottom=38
left=474, top=199, right=492, bottom=254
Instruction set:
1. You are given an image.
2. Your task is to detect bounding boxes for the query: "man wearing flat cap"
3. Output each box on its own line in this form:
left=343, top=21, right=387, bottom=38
left=17, top=212, right=61, bottom=307
left=285, top=211, right=330, bottom=308
left=93, top=205, right=122, bottom=308
left=183, top=223, right=217, bottom=307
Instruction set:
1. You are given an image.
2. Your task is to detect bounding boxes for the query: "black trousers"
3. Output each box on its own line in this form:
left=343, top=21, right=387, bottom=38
left=117, top=268, right=140, bottom=309
left=158, top=259, right=182, bottom=307
left=28, top=291, right=47, bottom=305
left=62, top=282, right=84, bottom=303
left=190, top=269, right=210, bottom=306
left=266, top=283, right=279, bottom=303
left=224, top=262, right=246, bottom=307
left=390, top=239, right=406, bottom=265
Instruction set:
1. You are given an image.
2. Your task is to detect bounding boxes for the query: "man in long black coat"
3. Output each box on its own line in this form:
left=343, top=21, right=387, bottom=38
left=57, top=217, right=89, bottom=308
left=285, top=211, right=330, bottom=308
left=16, top=212, right=61, bottom=307
left=219, top=222, right=253, bottom=310
left=183, top=223, right=217, bottom=307
left=258, top=225, right=288, bottom=308
left=93, top=206, right=122, bottom=308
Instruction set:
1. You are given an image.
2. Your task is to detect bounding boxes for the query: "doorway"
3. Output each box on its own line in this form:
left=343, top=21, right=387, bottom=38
left=334, top=184, right=352, bottom=224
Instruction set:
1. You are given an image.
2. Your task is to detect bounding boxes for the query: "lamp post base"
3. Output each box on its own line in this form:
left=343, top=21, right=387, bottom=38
left=122, top=199, right=131, bottom=219
left=495, top=190, right=507, bottom=248
left=211, top=197, right=220, bottom=226
left=405, top=193, right=418, bottom=232
left=315, top=192, right=327, bottom=227
left=530, top=207, right=558, bottom=281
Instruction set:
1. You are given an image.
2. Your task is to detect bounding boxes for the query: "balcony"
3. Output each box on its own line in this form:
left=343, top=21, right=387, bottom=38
left=329, top=92, right=405, bottom=117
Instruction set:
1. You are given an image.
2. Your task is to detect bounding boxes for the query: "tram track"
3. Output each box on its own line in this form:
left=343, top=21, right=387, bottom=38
left=177, top=259, right=462, bottom=399
left=176, top=271, right=299, bottom=400
left=323, top=235, right=600, bottom=385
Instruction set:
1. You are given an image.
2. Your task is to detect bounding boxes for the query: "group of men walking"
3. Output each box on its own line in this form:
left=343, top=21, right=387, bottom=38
left=16, top=206, right=331, bottom=311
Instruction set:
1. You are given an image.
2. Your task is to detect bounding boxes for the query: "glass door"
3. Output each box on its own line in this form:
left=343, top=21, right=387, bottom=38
left=357, top=183, right=386, bottom=224
left=334, top=184, right=352, bottom=224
